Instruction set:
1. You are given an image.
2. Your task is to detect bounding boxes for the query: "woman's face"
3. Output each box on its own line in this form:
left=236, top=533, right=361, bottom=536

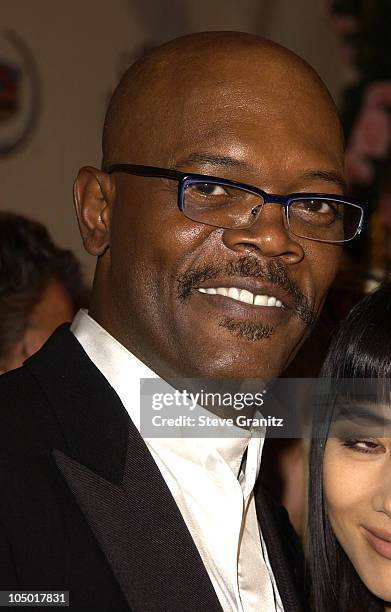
left=324, top=404, right=391, bottom=604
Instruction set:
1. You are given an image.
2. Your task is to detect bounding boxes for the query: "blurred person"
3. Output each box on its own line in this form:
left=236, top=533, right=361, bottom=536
left=0, top=32, right=367, bottom=611
left=0, top=211, right=88, bottom=373
left=309, top=280, right=391, bottom=612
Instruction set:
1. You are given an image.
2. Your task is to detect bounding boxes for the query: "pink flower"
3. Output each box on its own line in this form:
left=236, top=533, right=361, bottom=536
left=364, top=81, right=391, bottom=109
left=345, top=80, right=391, bottom=185
left=349, top=107, right=391, bottom=158
left=345, top=149, right=374, bottom=185
left=330, top=14, right=359, bottom=36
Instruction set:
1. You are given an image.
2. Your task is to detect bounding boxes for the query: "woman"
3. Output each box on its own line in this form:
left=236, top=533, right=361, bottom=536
left=309, top=280, right=391, bottom=612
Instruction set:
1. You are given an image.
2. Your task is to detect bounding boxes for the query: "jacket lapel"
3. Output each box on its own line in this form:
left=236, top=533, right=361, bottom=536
left=26, top=326, right=223, bottom=612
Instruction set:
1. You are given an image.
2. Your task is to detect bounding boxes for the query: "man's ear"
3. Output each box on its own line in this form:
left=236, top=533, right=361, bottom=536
left=73, top=166, right=114, bottom=256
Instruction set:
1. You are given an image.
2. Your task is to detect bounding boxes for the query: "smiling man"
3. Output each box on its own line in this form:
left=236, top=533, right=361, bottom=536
left=0, top=32, right=365, bottom=612
left=81, top=34, right=346, bottom=382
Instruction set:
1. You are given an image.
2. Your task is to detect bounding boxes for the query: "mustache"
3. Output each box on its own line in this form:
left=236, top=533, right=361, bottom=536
left=176, top=256, right=316, bottom=327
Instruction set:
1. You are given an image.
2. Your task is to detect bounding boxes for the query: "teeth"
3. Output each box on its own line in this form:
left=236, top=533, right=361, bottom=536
left=198, top=287, right=284, bottom=308
left=239, top=289, right=254, bottom=304
left=228, top=287, right=240, bottom=300
left=254, top=294, right=268, bottom=306
left=216, top=287, right=228, bottom=296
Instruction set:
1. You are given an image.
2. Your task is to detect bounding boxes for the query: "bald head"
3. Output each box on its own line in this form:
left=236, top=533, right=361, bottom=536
left=102, top=31, right=343, bottom=170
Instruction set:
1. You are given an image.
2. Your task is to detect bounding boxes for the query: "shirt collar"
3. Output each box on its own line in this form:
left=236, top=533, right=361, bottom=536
left=71, top=309, right=265, bottom=488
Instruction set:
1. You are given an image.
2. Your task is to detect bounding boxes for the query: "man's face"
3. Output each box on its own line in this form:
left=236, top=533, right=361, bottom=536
left=100, top=47, right=344, bottom=378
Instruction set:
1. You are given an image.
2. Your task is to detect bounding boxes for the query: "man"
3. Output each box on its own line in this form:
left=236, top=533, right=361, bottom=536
left=0, top=32, right=365, bottom=611
left=0, top=212, right=88, bottom=373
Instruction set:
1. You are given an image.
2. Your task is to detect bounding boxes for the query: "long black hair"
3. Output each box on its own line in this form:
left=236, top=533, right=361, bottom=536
left=309, top=280, right=391, bottom=612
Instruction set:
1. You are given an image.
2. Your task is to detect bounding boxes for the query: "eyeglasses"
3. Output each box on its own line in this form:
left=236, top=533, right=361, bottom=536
left=107, top=164, right=366, bottom=244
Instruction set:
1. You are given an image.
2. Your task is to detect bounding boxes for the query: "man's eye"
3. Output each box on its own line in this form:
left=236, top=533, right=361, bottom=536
left=342, top=438, right=385, bottom=454
left=310, top=200, right=333, bottom=213
left=192, top=183, right=227, bottom=196
left=297, top=199, right=335, bottom=214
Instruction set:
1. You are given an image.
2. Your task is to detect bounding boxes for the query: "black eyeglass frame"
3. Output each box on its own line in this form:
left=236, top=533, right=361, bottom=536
left=107, top=163, right=366, bottom=243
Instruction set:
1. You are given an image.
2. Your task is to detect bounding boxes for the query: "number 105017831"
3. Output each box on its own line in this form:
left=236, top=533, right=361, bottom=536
left=0, top=591, right=69, bottom=607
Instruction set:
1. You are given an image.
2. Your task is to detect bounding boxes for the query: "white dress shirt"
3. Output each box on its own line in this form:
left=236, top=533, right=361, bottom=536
left=71, top=310, right=283, bottom=612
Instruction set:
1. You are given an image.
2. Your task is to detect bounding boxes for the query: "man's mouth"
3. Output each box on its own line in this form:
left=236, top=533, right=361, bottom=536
left=176, top=256, right=315, bottom=327
left=195, top=280, right=289, bottom=339
left=198, top=286, right=284, bottom=308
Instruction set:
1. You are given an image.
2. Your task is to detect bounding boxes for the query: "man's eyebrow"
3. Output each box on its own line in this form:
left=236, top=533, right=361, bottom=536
left=175, top=155, right=347, bottom=191
left=300, top=169, right=347, bottom=192
left=175, top=153, right=251, bottom=171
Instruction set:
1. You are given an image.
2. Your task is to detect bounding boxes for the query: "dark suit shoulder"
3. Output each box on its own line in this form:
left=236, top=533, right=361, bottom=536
left=0, top=366, right=53, bottom=458
left=0, top=324, right=95, bottom=461
left=0, top=324, right=130, bottom=483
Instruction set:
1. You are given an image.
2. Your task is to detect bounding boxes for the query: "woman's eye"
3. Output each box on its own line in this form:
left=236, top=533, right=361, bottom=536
left=342, top=438, right=384, bottom=454
left=193, top=183, right=227, bottom=196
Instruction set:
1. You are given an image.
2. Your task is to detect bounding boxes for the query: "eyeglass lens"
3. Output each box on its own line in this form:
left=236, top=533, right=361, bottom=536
left=182, top=181, right=362, bottom=243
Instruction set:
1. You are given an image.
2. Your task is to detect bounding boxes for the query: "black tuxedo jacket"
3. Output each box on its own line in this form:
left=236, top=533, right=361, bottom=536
left=0, top=326, right=307, bottom=611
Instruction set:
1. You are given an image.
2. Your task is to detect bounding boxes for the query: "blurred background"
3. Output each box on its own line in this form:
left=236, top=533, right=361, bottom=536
left=1, top=0, right=391, bottom=533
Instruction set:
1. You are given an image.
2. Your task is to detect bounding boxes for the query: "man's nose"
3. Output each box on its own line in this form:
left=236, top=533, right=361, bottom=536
left=221, top=203, right=304, bottom=263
